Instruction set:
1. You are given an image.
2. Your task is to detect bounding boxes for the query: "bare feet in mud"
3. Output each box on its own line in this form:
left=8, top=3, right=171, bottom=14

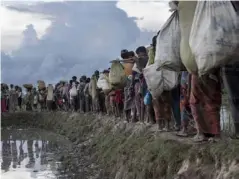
left=208, top=135, right=221, bottom=143
left=177, top=130, right=188, bottom=137
left=174, top=126, right=181, bottom=132
left=162, top=127, right=170, bottom=132
left=192, top=133, right=207, bottom=143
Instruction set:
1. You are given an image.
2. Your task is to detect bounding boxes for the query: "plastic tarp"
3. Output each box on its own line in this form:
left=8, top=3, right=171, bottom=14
left=143, top=64, right=179, bottom=99
left=178, top=1, right=198, bottom=73
left=109, top=61, right=127, bottom=89
left=189, top=1, right=239, bottom=76
left=155, top=10, right=183, bottom=71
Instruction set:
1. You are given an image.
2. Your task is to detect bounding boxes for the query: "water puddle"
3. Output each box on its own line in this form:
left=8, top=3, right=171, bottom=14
left=1, top=129, right=73, bottom=179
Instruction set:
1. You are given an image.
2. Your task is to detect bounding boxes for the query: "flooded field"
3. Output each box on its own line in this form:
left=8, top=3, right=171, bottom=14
left=1, top=129, right=73, bottom=179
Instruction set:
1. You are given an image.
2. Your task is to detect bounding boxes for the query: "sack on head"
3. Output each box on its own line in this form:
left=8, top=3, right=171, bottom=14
left=37, top=80, right=46, bottom=90
left=23, top=84, right=33, bottom=89
left=97, top=73, right=112, bottom=94
left=109, top=61, right=127, bottom=89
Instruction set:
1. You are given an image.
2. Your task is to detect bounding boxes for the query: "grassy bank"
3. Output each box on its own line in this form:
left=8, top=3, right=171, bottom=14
left=1, top=112, right=239, bottom=179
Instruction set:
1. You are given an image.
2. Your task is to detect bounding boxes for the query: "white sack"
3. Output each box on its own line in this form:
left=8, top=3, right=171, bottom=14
left=70, top=85, right=77, bottom=97
left=190, top=1, right=239, bottom=76
left=47, top=84, right=54, bottom=101
left=109, top=61, right=127, bottom=86
left=155, top=10, right=183, bottom=71
left=178, top=1, right=198, bottom=73
left=97, top=74, right=111, bottom=91
left=143, top=64, right=179, bottom=99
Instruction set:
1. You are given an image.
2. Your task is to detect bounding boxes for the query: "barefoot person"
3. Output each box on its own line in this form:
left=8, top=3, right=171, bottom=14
left=179, top=1, right=222, bottom=142
left=177, top=71, right=193, bottom=137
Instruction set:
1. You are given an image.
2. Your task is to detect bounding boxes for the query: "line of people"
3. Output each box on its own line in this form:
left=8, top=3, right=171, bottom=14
left=1, top=36, right=238, bottom=142
left=1, top=1, right=239, bottom=142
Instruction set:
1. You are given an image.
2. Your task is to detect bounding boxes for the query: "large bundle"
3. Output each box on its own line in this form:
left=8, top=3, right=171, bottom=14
left=23, top=84, right=33, bottom=89
left=57, top=83, right=63, bottom=90
left=155, top=10, right=183, bottom=71
left=97, top=73, right=112, bottom=94
left=189, top=1, right=239, bottom=76
left=143, top=64, right=179, bottom=99
left=90, top=76, right=97, bottom=100
left=37, top=80, right=46, bottom=90
left=178, top=1, right=198, bottom=73
left=69, top=84, right=77, bottom=97
left=109, top=61, right=127, bottom=89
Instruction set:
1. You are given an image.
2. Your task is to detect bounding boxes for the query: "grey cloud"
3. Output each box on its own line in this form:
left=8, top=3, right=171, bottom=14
left=1, top=1, right=156, bottom=85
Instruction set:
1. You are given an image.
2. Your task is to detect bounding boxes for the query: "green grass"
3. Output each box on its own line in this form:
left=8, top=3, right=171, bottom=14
left=2, top=112, right=239, bottom=179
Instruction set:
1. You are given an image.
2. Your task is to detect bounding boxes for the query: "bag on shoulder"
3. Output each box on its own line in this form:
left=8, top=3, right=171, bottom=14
left=189, top=1, right=239, bottom=76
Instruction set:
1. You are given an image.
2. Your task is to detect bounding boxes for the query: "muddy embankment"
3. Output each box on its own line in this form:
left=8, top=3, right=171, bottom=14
left=1, top=112, right=239, bottom=179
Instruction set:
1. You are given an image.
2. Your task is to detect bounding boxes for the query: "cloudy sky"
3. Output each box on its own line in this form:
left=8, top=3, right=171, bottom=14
left=1, top=0, right=171, bottom=85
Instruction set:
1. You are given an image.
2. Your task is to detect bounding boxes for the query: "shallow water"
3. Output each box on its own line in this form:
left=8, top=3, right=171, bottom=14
left=1, top=129, right=73, bottom=179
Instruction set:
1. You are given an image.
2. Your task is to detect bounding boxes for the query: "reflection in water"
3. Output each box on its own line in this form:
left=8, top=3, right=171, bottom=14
left=19, top=141, right=25, bottom=166
left=35, top=141, right=40, bottom=159
left=1, top=129, right=72, bottom=179
left=40, top=140, right=48, bottom=166
left=1, top=140, right=11, bottom=172
left=11, top=140, right=18, bottom=169
left=26, top=140, right=35, bottom=168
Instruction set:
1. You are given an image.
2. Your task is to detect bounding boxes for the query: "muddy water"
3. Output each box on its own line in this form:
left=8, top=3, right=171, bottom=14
left=1, top=129, right=73, bottom=179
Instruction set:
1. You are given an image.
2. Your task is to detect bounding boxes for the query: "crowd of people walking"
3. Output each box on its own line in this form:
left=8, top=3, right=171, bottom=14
left=1, top=1, right=239, bottom=142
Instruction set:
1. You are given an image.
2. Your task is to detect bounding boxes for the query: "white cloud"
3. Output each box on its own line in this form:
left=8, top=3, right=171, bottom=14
left=1, top=1, right=170, bottom=85
left=0, top=6, right=51, bottom=52
left=1, top=1, right=171, bottom=52
left=116, top=0, right=171, bottom=32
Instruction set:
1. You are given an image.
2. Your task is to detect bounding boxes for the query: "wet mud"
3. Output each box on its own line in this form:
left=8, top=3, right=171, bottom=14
left=1, top=129, right=73, bottom=179
left=1, top=112, right=239, bottom=179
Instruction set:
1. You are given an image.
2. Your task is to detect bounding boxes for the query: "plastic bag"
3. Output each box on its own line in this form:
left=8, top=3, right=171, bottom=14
left=144, top=91, right=152, bottom=105
left=179, top=1, right=198, bottom=73
left=47, top=84, right=54, bottom=100
left=70, top=85, right=77, bottom=97
left=190, top=1, right=239, bottom=76
left=155, top=10, right=183, bottom=71
left=90, top=76, right=98, bottom=99
left=109, top=61, right=127, bottom=89
left=97, top=74, right=111, bottom=93
left=143, top=64, right=179, bottom=99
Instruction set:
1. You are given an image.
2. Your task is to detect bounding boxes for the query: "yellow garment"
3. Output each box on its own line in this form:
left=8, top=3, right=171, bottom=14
left=148, top=46, right=155, bottom=65
left=178, top=1, right=198, bottom=73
